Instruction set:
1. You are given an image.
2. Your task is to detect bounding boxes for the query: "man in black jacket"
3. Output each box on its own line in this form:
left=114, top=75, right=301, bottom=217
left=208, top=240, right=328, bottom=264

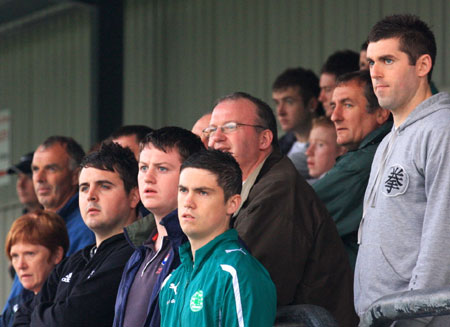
left=13, top=142, right=140, bottom=327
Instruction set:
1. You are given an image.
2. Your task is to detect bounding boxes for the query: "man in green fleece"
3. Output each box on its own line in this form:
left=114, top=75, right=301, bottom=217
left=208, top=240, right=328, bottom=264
left=159, top=149, right=276, bottom=327
left=313, top=70, right=391, bottom=269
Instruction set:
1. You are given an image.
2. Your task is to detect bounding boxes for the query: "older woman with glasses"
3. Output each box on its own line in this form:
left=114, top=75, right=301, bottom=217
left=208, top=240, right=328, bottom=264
left=1, top=210, right=69, bottom=327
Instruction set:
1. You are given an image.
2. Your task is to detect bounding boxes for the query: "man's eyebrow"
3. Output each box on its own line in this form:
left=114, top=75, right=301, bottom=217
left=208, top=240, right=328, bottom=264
left=96, top=180, right=115, bottom=185
left=194, top=186, right=215, bottom=193
left=367, top=54, right=396, bottom=61
left=43, top=163, right=60, bottom=169
left=79, top=180, right=115, bottom=187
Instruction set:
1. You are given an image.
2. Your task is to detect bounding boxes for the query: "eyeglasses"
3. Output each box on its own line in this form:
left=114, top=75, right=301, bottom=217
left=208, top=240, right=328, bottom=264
left=202, top=122, right=266, bottom=138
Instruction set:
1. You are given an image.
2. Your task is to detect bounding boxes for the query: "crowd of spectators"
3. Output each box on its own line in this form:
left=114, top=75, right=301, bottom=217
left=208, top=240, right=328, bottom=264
left=0, top=13, right=449, bottom=327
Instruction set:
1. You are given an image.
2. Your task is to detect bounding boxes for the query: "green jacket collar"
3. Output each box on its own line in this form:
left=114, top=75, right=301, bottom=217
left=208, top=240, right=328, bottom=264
left=358, top=121, right=393, bottom=150
left=124, top=213, right=156, bottom=247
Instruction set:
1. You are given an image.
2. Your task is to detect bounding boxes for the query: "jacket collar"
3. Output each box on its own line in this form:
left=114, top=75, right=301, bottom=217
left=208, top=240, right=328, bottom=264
left=124, top=213, right=157, bottom=248
left=124, top=209, right=182, bottom=248
left=57, top=192, right=78, bottom=221
left=81, top=233, right=125, bottom=261
left=358, top=121, right=393, bottom=150
left=179, top=229, right=238, bottom=268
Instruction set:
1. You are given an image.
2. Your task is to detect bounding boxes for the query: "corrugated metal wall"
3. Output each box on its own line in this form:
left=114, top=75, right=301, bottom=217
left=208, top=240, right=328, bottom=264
left=123, top=0, right=449, bottom=130
left=0, top=3, right=94, bottom=308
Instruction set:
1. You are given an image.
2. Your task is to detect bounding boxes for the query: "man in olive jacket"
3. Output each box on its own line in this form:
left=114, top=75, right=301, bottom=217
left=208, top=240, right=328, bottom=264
left=207, top=92, right=358, bottom=326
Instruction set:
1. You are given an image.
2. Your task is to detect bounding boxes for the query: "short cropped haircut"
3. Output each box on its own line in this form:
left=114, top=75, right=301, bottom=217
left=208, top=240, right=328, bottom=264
left=41, top=136, right=85, bottom=171
left=181, top=149, right=242, bottom=202
left=5, top=210, right=69, bottom=261
left=140, top=127, right=204, bottom=162
left=110, top=125, right=153, bottom=143
left=214, top=92, right=279, bottom=149
left=321, top=50, right=360, bottom=77
left=368, top=14, right=436, bottom=82
left=336, top=70, right=380, bottom=114
left=312, top=116, right=335, bottom=130
left=80, top=142, right=138, bottom=194
left=272, top=67, right=320, bottom=106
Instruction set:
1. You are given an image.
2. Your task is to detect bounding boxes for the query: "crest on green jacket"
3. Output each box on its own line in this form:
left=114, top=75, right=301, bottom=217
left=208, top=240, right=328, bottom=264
left=190, top=290, right=204, bottom=312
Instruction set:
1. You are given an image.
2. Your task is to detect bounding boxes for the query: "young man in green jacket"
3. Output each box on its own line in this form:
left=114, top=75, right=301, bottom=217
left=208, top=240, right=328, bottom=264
left=159, top=149, right=276, bottom=327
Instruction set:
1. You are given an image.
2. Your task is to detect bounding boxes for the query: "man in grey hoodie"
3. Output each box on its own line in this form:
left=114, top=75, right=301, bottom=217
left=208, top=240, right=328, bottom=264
left=355, top=14, right=450, bottom=326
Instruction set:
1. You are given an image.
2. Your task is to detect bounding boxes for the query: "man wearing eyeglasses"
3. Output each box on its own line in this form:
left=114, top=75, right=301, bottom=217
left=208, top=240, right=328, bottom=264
left=207, top=92, right=358, bottom=327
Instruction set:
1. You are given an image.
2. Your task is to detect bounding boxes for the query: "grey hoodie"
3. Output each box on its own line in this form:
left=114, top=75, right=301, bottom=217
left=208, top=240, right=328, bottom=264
left=354, top=92, right=450, bottom=318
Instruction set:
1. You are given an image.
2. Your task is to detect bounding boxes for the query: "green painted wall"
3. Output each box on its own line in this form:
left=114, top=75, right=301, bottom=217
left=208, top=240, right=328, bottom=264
left=123, top=0, right=449, bottom=130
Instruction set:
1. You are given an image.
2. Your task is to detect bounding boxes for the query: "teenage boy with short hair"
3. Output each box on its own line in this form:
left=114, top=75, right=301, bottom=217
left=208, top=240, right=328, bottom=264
left=114, top=127, right=204, bottom=327
left=160, top=149, right=276, bottom=326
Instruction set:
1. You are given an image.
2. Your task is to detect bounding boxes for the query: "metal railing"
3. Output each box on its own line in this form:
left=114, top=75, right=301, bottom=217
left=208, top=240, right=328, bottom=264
left=360, top=287, right=450, bottom=326
left=274, top=304, right=338, bottom=327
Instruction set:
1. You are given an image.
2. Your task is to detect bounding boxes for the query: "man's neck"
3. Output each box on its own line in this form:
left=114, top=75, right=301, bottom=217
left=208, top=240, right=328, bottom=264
left=393, top=84, right=432, bottom=128
left=189, top=227, right=229, bottom=261
left=95, top=212, right=138, bottom=247
left=152, top=212, right=169, bottom=251
left=242, top=149, right=272, bottom=181
left=292, top=123, right=311, bottom=143
left=153, top=208, right=176, bottom=238
left=45, top=190, right=76, bottom=213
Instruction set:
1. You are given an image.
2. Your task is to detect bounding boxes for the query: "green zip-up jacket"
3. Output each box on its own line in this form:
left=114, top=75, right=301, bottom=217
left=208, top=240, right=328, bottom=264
left=159, top=229, right=276, bottom=327
left=313, top=121, right=392, bottom=269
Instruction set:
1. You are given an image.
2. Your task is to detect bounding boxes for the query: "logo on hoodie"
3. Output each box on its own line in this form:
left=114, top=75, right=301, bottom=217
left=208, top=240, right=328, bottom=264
left=382, top=164, right=409, bottom=196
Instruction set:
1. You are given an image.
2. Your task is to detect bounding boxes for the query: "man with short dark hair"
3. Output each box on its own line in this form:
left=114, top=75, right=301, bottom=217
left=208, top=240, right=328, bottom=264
left=14, top=142, right=140, bottom=327
left=113, top=127, right=204, bottom=327
left=355, top=15, right=450, bottom=325
left=159, top=149, right=276, bottom=326
left=207, top=92, right=358, bottom=326
left=319, top=50, right=359, bottom=117
left=272, top=67, right=320, bottom=179
left=312, top=70, right=391, bottom=269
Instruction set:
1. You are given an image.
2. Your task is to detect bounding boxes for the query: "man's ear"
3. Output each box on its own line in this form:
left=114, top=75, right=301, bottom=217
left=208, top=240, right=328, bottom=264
left=306, top=97, right=319, bottom=113
left=416, top=54, right=432, bottom=78
left=226, top=194, right=241, bottom=216
left=128, top=187, right=141, bottom=209
left=72, top=168, right=80, bottom=187
left=375, top=108, right=390, bottom=125
left=259, top=129, right=273, bottom=150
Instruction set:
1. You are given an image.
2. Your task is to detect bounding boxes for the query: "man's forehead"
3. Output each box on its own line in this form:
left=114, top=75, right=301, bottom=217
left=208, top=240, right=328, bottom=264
left=180, top=167, right=218, bottom=187
left=211, top=99, right=258, bottom=123
left=332, top=82, right=364, bottom=102
left=272, top=86, right=302, bottom=97
left=141, top=144, right=182, bottom=163
left=333, top=81, right=364, bottom=98
left=79, top=166, right=120, bottom=183
left=367, top=38, right=401, bottom=57
left=33, top=144, right=69, bottom=163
